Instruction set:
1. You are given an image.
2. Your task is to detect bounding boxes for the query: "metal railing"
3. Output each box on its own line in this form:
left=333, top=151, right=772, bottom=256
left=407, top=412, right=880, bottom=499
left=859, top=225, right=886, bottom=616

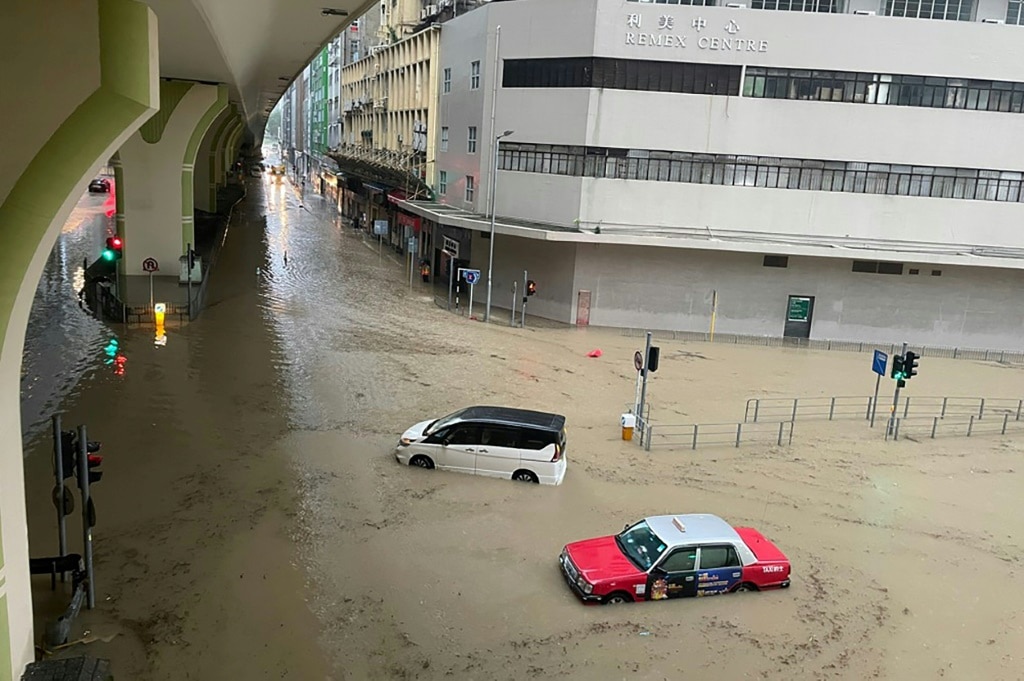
left=891, top=413, right=1024, bottom=441
left=744, top=395, right=1024, bottom=423
left=619, top=328, right=1024, bottom=365
left=642, top=420, right=794, bottom=451
left=744, top=396, right=872, bottom=423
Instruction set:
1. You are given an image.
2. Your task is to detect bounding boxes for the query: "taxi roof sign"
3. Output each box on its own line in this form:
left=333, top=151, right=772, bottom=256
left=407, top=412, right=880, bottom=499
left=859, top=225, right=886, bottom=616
left=672, top=517, right=687, bottom=533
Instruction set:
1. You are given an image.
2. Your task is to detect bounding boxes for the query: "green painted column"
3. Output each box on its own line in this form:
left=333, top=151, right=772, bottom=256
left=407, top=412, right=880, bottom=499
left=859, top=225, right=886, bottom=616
left=117, top=82, right=228, bottom=280
left=195, top=106, right=234, bottom=213
left=222, top=120, right=243, bottom=183
left=0, top=2, right=159, bottom=678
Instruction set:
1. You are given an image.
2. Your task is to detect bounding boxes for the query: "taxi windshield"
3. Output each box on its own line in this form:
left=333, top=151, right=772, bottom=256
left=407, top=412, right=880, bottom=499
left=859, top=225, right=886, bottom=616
left=616, top=521, right=668, bottom=571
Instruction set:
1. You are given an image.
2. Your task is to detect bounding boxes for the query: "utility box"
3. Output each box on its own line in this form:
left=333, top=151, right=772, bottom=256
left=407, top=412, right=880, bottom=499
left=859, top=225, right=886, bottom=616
left=178, top=255, right=202, bottom=284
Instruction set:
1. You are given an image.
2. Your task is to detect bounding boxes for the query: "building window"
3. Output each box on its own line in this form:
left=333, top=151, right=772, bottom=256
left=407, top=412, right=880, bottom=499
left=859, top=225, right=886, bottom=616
left=909, top=268, right=920, bottom=275
left=743, top=67, right=1024, bottom=115
left=441, top=126, right=449, bottom=152
left=496, top=141, right=1024, bottom=205
left=931, top=269, right=943, bottom=276
left=1009, top=0, right=1024, bottom=23
left=465, top=175, right=475, bottom=201
left=443, top=67, right=451, bottom=94
left=467, top=126, right=477, bottom=154
left=852, top=260, right=904, bottom=275
left=884, top=0, right=973, bottom=20
left=752, top=0, right=839, bottom=9
left=439, top=170, right=448, bottom=195
left=503, top=57, right=741, bottom=97
left=470, top=60, right=481, bottom=89
left=763, top=255, right=789, bottom=268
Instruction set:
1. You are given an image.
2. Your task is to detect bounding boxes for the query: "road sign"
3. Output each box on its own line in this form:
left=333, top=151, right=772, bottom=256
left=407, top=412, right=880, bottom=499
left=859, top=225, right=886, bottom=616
left=634, top=351, right=643, bottom=372
left=787, top=297, right=811, bottom=322
left=408, top=237, right=418, bottom=254
left=463, top=269, right=481, bottom=285
left=154, top=303, right=166, bottom=314
left=373, top=220, right=388, bottom=236
left=872, top=350, right=888, bottom=376
left=142, top=257, right=159, bottom=273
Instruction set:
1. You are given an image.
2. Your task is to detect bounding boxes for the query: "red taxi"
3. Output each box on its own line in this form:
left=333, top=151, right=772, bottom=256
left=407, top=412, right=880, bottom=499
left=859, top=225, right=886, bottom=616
left=559, top=513, right=791, bottom=604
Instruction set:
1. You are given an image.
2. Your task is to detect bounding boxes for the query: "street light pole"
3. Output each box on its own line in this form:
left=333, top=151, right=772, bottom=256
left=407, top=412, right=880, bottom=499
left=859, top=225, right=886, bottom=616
left=485, top=131, right=513, bottom=323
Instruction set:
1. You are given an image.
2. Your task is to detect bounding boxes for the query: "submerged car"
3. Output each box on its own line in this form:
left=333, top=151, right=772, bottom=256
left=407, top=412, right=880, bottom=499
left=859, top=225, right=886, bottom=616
left=88, top=178, right=111, bottom=193
left=395, top=406, right=567, bottom=485
left=559, top=513, right=791, bottom=604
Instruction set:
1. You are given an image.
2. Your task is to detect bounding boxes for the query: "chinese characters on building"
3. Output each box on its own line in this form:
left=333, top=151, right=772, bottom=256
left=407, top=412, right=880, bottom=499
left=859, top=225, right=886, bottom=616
left=623, top=12, right=770, bottom=53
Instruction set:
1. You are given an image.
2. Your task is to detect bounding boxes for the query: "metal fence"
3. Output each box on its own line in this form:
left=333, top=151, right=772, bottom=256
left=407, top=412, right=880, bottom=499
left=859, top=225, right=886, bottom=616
left=619, top=328, right=1024, bottom=365
left=744, top=395, right=1024, bottom=423
left=891, top=412, right=1024, bottom=441
left=642, top=420, right=794, bottom=451
left=744, top=396, right=872, bottom=423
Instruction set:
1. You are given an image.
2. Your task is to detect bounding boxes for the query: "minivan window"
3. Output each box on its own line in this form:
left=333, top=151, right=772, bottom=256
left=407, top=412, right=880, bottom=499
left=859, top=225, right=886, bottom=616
left=427, top=408, right=469, bottom=434
left=481, top=426, right=520, bottom=448
left=521, top=428, right=554, bottom=450
left=447, top=425, right=481, bottom=445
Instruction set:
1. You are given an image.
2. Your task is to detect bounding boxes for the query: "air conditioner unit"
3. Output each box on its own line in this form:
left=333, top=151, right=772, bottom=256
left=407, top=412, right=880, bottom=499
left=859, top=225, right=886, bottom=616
left=853, top=9, right=876, bottom=14
left=982, top=17, right=1005, bottom=23
left=425, top=3, right=438, bottom=14
left=725, top=3, right=747, bottom=8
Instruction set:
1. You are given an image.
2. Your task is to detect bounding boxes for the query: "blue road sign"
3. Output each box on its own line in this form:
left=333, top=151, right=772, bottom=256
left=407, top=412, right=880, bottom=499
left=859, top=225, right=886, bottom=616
left=463, top=269, right=481, bottom=285
left=872, top=350, right=888, bottom=376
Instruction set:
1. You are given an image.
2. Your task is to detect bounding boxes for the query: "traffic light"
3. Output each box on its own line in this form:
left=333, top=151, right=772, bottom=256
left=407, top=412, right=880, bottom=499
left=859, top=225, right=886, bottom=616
left=102, top=236, right=123, bottom=262
left=58, top=431, right=103, bottom=483
left=904, top=351, right=919, bottom=380
left=647, top=346, right=660, bottom=373
left=526, top=280, right=537, bottom=296
left=103, top=338, right=119, bottom=364
left=890, top=353, right=905, bottom=380
left=186, top=246, right=196, bottom=271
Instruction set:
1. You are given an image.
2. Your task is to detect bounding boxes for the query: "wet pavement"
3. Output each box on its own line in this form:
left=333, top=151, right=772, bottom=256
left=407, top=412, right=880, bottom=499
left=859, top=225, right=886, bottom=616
left=22, top=170, right=1024, bottom=680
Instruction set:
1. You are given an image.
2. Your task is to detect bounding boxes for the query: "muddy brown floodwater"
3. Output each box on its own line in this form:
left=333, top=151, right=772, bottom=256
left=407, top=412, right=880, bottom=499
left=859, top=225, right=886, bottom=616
left=23, top=177, right=1024, bottom=680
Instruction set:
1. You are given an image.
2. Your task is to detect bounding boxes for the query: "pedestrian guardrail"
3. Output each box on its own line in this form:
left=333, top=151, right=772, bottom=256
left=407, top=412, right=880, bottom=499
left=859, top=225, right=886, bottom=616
left=642, top=420, right=794, bottom=451
left=619, top=327, right=1024, bottom=365
left=891, top=413, right=1024, bottom=441
left=743, top=396, right=872, bottom=423
left=744, top=395, right=1024, bottom=424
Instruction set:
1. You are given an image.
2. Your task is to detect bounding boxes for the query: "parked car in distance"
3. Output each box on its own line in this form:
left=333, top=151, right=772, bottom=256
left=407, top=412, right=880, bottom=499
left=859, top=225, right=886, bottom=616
left=88, top=178, right=111, bottom=193
left=395, top=406, right=567, bottom=485
left=559, top=513, right=791, bottom=604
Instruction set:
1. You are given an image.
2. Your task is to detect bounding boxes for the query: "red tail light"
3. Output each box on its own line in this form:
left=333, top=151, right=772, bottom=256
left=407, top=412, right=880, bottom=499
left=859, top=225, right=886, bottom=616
left=551, top=444, right=562, bottom=462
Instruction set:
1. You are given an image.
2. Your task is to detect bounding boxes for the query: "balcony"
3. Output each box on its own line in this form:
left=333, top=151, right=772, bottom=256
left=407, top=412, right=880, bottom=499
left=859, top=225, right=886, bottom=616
left=328, top=143, right=430, bottom=197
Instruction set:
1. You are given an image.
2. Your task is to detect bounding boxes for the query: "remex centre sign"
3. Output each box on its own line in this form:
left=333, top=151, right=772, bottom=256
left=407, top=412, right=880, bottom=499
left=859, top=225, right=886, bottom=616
left=624, top=13, right=770, bottom=53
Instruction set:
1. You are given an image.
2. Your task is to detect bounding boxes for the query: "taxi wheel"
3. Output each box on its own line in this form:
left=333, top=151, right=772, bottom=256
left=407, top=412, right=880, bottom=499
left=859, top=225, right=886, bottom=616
left=603, top=592, right=632, bottom=605
left=409, top=455, right=434, bottom=470
left=734, top=582, right=758, bottom=593
left=512, top=469, right=539, bottom=484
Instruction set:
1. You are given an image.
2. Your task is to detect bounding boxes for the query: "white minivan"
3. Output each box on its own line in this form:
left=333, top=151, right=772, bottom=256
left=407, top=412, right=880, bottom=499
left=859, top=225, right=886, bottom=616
left=395, top=406, right=567, bottom=485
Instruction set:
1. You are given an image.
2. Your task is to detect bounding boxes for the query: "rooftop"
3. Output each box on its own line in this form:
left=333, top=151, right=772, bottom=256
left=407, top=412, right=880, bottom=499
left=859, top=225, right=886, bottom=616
left=459, top=406, right=566, bottom=432
left=645, top=513, right=742, bottom=546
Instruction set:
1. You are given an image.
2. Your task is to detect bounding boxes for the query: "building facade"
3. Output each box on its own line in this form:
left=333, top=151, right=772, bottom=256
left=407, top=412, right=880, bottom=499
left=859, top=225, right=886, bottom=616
left=392, top=0, right=1024, bottom=350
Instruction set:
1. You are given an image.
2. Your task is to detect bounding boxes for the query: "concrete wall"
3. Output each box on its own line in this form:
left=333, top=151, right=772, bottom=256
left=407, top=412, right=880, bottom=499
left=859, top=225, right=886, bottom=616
left=572, top=243, right=1024, bottom=349
left=0, top=2, right=159, bottom=678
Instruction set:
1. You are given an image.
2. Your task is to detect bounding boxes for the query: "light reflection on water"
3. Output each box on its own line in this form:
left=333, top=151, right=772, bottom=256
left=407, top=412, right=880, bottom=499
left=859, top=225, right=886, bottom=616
left=20, top=192, right=115, bottom=446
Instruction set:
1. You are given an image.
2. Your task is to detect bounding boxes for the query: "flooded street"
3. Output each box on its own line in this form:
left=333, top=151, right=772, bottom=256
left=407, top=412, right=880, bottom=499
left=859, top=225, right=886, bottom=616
left=22, top=176, right=1024, bottom=680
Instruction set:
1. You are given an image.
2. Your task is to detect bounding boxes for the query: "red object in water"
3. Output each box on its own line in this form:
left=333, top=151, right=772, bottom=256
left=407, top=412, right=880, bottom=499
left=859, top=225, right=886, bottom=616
left=586, top=349, right=603, bottom=358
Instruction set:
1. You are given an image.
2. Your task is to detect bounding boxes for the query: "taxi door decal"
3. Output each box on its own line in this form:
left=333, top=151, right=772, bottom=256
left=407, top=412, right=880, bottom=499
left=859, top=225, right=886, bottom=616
left=695, top=567, right=741, bottom=596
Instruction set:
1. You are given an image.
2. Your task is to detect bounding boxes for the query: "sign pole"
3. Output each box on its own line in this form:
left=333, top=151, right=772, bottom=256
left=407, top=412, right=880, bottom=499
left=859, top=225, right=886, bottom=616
left=521, top=269, right=528, bottom=328
left=52, top=414, right=67, bottom=581
left=709, top=289, right=718, bottom=342
left=447, top=256, right=454, bottom=311
left=887, top=342, right=908, bottom=438
left=638, top=331, right=653, bottom=427
left=149, top=272, right=154, bottom=312
left=510, top=281, right=517, bottom=327
left=870, top=373, right=881, bottom=428
left=186, top=243, right=193, bottom=320
left=468, top=282, right=474, bottom=319
left=76, top=424, right=95, bottom=609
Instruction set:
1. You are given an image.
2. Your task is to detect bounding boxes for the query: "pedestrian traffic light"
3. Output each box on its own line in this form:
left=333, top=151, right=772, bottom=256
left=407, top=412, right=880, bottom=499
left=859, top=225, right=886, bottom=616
left=58, top=430, right=103, bottom=483
left=904, top=351, right=919, bottom=380
left=102, top=236, right=123, bottom=261
left=890, top=353, right=905, bottom=380
left=526, top=280, right=537, bottom=296
left=186, top=245, right=196, bottom=271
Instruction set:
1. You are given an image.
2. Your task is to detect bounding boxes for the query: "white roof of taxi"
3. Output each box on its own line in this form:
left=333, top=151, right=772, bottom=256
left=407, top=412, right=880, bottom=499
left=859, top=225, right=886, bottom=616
left=645, top=513, right=742, bottom=547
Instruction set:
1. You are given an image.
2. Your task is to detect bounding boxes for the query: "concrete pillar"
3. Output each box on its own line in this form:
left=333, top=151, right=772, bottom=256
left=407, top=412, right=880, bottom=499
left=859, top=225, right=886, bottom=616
left=0, top=2, right=158, bottom=678
left=222, top=119, right=243, bottom=182
left=195, top=106, right=236, bottom=213
left=117, top=81, right=228, bottom=277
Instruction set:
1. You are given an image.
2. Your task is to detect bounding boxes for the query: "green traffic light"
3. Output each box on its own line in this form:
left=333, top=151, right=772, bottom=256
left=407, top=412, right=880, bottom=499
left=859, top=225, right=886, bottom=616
left=102, top=249, right=115, bottom=261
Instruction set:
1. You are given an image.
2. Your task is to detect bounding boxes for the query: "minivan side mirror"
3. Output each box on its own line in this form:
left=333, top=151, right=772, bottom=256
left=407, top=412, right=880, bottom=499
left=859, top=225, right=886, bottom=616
left=441, top=437, right=452, bottom=447
left=623, top=524, right=630, bottom=532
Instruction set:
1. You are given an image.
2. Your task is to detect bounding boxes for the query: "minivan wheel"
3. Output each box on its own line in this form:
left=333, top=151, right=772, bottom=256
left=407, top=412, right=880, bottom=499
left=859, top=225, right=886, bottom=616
left=512, top=469, right=539, bottom=484
left=409, top=455, right=434, bottom=470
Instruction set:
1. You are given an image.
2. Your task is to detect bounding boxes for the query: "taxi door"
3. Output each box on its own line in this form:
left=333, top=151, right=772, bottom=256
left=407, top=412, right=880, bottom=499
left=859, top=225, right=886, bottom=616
left=694, top=544, right=743, bottom=596
left=646, top=546, right=698, bottom=600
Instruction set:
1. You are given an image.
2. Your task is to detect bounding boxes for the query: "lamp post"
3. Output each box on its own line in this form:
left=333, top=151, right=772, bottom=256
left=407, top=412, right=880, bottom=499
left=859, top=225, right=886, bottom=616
left=485, top=130, right=514, bottom=323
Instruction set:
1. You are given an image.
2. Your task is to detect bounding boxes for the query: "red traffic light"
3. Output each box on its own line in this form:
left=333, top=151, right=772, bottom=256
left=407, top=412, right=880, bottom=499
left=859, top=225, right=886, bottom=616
left=87, top=454, right=103, bottom=467
left=106, top=236, right=123, bottom=251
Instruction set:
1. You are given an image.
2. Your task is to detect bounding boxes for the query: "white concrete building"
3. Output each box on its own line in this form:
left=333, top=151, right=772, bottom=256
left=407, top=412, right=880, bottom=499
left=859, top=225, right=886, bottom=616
left=394, top=0, right=1024, bottom=350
